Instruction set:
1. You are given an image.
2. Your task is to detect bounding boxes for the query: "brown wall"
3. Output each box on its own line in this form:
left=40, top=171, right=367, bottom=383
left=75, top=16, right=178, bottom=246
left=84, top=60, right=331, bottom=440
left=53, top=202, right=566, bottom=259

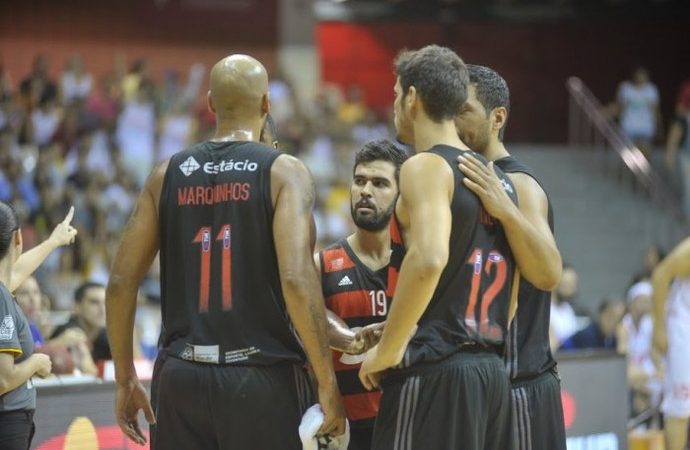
left=0, top=0, right=279, bottom=94
left=319, top=20, right=690, bottom=142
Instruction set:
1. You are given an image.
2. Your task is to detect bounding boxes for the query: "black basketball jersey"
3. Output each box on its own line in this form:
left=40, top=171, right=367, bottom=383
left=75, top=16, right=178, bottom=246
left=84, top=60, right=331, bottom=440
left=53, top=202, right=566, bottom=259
left=397, top=145, right=518, bottom=369
left=319, top=239, right=390, bottom=428
left=495, top=155, right=557, bottom=380
left=158, top=141, right=304, bottom=366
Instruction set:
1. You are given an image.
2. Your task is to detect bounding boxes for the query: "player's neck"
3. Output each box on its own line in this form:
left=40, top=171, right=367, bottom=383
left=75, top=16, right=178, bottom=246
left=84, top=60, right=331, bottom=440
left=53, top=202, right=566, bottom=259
left=348, top=230, right=390, bottom=271
left=0, top=259, right=11, bottom=288
left=413, top=117, right=467, bottom=153
left=212, top=121, right=261, bottom=143
left=485, top=139, right=510, bottom=162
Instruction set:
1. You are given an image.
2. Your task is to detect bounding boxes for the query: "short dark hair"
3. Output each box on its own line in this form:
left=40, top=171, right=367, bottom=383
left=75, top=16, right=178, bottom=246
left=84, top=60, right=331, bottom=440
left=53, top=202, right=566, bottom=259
left=354, top=139, right=409, bottom=183
left=395, top=45, right=469, bottom=122
left=467, top=64, right=510, bottom=140
left=75, top=282, right=105, bottom=303
left=0, top=202, right=19, bottom=260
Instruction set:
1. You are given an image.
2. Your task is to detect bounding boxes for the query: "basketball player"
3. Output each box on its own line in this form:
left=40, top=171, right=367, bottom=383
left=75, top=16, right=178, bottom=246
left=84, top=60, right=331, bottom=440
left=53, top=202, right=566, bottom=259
left=455, top=65, right=566, bottom=450
left=652, top=237, right=690, bottom=450
left=106, top=54, right=345, bottom=449
left=317, top=139, right=407, bottom=450
left=359, top=45, right=518, bottom=450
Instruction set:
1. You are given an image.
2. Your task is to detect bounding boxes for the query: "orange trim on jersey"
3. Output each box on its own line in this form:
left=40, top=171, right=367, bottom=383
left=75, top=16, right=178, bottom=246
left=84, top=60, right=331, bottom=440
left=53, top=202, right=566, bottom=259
left=322, top=247, right=355, bottom=273
left=389, top=216, right=403, bottom=245
left=387, top=267, right=399, bottom=298
left=0, top=348, right=23, bottom=356
left=342, top=391, right=382, bottom=421
left=326, top=290, right=372, bottom=319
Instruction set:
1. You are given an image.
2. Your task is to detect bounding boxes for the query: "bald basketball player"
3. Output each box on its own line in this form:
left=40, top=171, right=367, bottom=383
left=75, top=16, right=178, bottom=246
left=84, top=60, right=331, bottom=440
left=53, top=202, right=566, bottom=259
left=106, top=55, right=345, bottom=450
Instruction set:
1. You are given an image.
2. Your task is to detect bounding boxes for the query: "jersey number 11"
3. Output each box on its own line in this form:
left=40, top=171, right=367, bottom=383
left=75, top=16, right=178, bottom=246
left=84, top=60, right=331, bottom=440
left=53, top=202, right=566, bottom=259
left=192, top=225, right=232, bottom=312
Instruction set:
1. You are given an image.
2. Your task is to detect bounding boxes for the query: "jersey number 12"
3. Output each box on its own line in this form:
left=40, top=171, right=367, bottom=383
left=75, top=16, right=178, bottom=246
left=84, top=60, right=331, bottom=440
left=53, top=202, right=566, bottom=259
left=464, top=248, right=507, bottom=340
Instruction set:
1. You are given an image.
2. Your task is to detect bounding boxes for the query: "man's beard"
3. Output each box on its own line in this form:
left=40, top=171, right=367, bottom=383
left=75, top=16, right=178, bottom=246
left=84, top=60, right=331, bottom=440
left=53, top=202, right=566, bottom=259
left=351, top=200, right=395, bottom=232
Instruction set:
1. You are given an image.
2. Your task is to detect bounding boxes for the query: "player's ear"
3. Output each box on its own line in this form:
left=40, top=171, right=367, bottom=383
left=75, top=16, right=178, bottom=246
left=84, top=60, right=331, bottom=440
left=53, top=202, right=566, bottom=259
left=261, top=92, right=270, bottom=117
left=207, top=90, right=216, bottom=114
left=492, top=107, right=508, bottom=135
left=406, top=86, right=418, bottom=116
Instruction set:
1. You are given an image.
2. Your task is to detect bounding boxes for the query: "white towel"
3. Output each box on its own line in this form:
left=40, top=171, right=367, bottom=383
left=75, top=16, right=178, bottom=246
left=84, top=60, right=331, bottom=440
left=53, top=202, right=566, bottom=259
left=299, top=404, right=350, bottom=450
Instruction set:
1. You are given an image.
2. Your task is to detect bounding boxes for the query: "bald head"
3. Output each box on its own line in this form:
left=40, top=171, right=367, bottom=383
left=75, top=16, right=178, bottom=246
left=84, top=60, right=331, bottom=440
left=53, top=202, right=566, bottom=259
left=208, top=54, right=269, bottom=121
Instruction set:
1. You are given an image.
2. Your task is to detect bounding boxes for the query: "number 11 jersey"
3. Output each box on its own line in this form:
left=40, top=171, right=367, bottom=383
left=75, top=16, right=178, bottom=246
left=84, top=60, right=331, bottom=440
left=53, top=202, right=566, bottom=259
left=158, top=141, right=305, bottom=366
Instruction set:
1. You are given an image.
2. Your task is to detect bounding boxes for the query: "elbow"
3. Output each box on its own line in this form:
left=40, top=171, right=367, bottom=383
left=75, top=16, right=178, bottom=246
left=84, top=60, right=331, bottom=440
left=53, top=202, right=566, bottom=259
left=280, top=268, right=312, bottom=298
left=409, top=248, right=448, bottom=278
left=0, top=378, right=9, bottom=395
left=534, top=267, right=562, bottom=291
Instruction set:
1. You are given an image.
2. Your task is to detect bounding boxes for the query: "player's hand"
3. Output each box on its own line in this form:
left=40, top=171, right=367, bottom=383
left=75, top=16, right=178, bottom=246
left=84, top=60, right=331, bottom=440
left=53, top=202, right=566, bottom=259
left=49, top=206, right=78, bottom=247
left=457, top=155, right=516, bottom=222
left=115, top=378, right=156, bottom=445
left=359, top=345, right=389, bottom=391
left=652, top=324, right=668, bottom=355
left=353, top=322, right=386, bottom=353
left=32, top=353, right=52, bottom=378
left=316, top=382, right=346, bottom=437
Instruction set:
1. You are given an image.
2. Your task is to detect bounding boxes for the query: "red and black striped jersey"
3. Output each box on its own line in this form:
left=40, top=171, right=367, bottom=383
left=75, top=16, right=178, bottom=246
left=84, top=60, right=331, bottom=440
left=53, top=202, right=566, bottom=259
left=319, top=239, right=390, bottom=429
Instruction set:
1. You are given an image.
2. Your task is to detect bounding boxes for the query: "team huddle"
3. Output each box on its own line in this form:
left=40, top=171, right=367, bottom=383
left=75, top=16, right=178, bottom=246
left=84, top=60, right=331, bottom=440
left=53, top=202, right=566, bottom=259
left=103, top=45, right=690, bottom=450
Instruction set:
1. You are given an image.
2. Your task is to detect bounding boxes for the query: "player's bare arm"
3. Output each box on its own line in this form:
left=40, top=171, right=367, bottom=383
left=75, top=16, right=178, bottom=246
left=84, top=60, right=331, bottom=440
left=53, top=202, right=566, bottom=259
left=651, top=237, right=690, bottom=354
left=106, top=161, right=167, bottom=445
left=459, top=154, right=561, bottom=290
left=359, top=153, right=453, bottom=390
left=272, top=155, right=346, bottom=436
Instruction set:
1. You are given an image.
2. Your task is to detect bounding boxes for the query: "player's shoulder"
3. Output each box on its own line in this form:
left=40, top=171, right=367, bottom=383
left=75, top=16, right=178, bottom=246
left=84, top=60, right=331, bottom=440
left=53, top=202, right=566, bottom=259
left=271, top=153, right=309, bottom=178
left=401, top=150, right=453, bottom=176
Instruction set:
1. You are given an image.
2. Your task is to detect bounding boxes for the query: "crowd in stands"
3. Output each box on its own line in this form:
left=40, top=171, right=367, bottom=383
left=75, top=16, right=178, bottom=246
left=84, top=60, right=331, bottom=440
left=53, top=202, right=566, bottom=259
left=2, top=54, right=685, bottom=430
left=551, top=244, right=668, bottom=424
left=0, top=52, right=393, bottom=375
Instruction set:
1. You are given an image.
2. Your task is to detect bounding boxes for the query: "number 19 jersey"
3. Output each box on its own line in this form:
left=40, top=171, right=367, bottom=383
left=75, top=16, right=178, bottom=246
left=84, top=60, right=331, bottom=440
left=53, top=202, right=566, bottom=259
left=158, top=141, right=305, bottom=366
left=319, top=239, right=391, bottom=429
left=395, top=145, right=518, bottom=369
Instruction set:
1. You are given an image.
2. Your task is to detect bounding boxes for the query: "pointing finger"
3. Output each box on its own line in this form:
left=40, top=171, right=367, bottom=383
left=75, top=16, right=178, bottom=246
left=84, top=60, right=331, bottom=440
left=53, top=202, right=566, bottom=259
left=62, top=206, right=75, bottom=225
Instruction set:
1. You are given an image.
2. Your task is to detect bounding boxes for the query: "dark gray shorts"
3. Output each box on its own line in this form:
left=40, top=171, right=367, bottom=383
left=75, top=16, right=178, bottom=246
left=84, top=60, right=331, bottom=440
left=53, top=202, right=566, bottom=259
left=372, top=351, right=512, bottom=450
left=150, top=355, right=313, bottom=450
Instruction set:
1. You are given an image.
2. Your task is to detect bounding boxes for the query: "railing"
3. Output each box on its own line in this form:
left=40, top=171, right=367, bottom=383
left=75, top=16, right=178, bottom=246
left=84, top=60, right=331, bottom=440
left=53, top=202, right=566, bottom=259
left=566, top=76, right=684, bottom=221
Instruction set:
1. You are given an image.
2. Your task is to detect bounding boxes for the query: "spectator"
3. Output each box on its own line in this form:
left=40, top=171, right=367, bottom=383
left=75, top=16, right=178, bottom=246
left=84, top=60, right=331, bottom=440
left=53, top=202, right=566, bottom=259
left=29, top=93, right=62, bottom=147
left=157, top=99, right=197, bottom=161
left=50, top=282, right=111, bottom=363
left=60, top=55, right=92, bottom=105
left=115, top=80, right=156, bottom=188
left=617, top=281, right=663, bottom=417
left=665, top=80, right=690, bottom=217
left=13, top=276, right=46, bottom=347
left=120, top=59, right=147, bottom=103
left=632, top=244, right=667, bottom=284
left=615, top=67, right=660, bottom=156
left=338, top=84, right=367, bottom=125
left=14, top=276, right=97, bottom=375
left=19, top=54, right=57, bottom=110
left=550, top=263, right=581, bottom=348
left=559, top=297, right=625, bottom=351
